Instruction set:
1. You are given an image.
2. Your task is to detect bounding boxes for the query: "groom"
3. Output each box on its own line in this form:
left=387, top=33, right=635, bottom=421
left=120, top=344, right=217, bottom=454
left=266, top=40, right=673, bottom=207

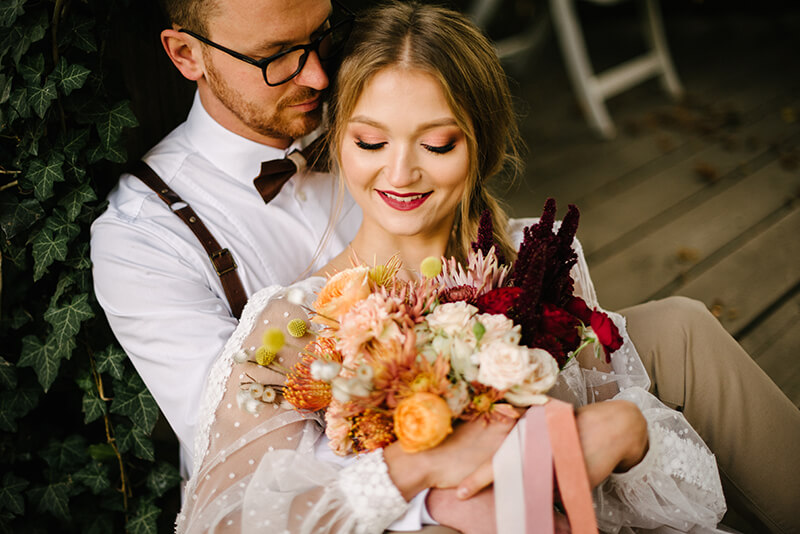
left=90, top=0, right=800, bottom=532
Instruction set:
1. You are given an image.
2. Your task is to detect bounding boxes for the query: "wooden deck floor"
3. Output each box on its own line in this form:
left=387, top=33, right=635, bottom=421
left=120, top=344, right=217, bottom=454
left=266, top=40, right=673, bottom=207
left=502, top=4, right=800, bottom=407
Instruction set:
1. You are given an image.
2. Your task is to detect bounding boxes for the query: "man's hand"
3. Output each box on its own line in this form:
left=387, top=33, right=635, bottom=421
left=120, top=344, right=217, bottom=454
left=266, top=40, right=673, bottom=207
left=454, top=399, right=649, bottom=499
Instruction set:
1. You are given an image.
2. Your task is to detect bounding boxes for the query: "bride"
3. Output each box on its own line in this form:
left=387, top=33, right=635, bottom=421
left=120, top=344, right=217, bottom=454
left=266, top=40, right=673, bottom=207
left=176, top=2, right=725, bottom=533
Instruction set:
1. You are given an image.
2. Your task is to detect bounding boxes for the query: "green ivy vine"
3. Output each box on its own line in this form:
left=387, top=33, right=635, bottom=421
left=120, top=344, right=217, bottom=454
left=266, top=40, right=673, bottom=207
left=0, top=1, right=180, bottom=532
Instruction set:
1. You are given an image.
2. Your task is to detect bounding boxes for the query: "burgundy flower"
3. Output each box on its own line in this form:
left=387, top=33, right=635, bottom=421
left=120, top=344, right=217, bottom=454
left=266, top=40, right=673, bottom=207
left=565, top=296, right=592, bottom=324
left=540, top=303, right=581, bottom=351
left=439, top=284, right=478, bottom=304
left=476, top=287, right=523, bottom=315
left=590, top=311, right=623, bottom=362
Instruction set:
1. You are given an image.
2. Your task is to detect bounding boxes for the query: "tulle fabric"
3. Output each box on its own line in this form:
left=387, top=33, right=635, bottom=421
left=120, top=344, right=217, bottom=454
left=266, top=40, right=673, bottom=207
left=176, top=220, right=726, bottom=533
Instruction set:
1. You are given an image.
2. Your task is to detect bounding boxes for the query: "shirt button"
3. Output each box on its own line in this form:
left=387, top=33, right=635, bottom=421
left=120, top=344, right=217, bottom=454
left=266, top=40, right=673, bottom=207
left=296, top=190, right=307, bottom=201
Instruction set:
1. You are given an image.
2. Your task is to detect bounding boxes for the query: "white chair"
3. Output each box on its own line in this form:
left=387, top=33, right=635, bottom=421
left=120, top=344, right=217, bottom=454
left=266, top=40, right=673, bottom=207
left=549, top=0, right=683, bottom=138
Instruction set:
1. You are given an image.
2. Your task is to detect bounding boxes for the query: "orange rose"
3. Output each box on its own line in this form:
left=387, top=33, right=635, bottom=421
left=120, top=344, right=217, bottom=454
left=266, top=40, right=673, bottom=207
left=393, top=392, right=452, bottom=453
left=313, top=266, right=371, bottom=329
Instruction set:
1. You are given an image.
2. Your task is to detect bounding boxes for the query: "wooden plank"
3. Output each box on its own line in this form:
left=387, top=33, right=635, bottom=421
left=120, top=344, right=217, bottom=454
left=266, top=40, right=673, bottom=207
left=578, top=98, right=800, bottom=258
left=676, top=206, right=800, bottom=336
left=738, top=288, right=800, bottom=407
left=590, top=159, right=800, bottom=310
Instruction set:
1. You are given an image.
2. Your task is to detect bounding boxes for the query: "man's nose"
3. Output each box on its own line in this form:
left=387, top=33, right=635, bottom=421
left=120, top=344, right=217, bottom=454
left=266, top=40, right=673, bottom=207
left=294, top=50, right=329, bottom=91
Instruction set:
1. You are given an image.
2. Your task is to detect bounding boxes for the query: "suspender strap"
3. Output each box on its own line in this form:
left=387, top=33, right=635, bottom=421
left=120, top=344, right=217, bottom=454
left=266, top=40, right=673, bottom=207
left=129, top=161, right=247, bottom=319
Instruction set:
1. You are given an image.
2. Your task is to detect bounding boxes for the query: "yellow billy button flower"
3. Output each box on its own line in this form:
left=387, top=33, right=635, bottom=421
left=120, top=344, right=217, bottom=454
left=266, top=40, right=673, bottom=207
left=420, top=256, right=442, bottom=279
left=262, top=328, right=285, bottom=354
left=255, top=346, right=276, bottom=367
left=287, top=318, right=307, bottom=338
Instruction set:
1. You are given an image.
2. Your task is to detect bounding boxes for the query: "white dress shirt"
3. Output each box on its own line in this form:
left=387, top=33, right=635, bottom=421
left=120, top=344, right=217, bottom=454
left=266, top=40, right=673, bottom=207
left=90, top=92, right=361, bottom=475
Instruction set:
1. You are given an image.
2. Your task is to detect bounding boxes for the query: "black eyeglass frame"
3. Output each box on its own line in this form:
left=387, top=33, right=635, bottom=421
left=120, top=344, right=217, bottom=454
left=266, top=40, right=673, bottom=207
left=179, top=0, right=354, bottom=87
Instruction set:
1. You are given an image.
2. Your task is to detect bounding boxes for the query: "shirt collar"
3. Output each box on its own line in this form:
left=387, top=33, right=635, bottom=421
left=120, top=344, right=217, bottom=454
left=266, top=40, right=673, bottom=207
left=183, top=91, right=320, bottom=187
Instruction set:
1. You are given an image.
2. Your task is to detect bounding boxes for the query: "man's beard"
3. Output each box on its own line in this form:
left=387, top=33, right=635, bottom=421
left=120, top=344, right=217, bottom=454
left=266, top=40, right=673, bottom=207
left=206, top=60, right=323, bottom=140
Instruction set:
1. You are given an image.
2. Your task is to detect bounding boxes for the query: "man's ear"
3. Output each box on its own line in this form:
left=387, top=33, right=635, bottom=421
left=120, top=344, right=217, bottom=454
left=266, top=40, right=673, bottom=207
left=161, top=28, right=205, bottom=81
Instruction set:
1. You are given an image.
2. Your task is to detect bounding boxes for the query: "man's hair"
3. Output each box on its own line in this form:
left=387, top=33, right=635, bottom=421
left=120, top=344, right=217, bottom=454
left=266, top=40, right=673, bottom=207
left=161, top=0, right=220, bottom=35
left=329, top=1, right=522, bottom=264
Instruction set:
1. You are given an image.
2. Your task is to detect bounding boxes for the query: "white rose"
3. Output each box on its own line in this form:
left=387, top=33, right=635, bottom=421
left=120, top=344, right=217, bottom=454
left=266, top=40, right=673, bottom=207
left=427, top=302, right=478, bottom=337
left=450, top=337, right=479, bottom=382
left=475, top=313, right=522, bottom=346
left=476, top=340, right=532, bottom=391
left=503, top=348, right=559, bottom=406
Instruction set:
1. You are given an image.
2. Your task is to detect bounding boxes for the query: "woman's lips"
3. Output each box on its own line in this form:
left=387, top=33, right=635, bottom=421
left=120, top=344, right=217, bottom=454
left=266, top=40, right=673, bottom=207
left=377, top=190, right=432, bottom=211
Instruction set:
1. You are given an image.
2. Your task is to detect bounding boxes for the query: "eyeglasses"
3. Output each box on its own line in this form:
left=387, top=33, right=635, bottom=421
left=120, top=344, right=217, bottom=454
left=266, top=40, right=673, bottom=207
left=179, top=1, right=354, bottom=87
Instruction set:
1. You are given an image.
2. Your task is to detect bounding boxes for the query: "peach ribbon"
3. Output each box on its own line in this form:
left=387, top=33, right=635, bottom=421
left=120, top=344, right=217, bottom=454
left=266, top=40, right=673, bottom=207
left=493, top=399, right=598, bottom=534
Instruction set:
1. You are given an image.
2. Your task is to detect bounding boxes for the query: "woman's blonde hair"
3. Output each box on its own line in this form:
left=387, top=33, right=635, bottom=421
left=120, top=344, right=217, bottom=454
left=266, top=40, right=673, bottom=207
left=328, top=1, right=522, bottom=263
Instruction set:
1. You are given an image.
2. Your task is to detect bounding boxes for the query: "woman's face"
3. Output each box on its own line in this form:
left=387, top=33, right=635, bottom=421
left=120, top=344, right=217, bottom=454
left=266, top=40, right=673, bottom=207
left=339, top=67, right=470, bottom=243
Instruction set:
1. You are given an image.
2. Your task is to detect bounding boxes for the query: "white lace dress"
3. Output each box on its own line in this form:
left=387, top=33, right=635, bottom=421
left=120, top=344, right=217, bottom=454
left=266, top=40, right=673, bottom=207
left=175, top=219, right=726, bottom=534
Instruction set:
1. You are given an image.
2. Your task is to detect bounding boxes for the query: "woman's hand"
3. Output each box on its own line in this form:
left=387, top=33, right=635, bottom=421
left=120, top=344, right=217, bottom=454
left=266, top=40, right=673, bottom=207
left=454, top=399, right=649, bottom=499
left=383, top=415, right=516, bottom=501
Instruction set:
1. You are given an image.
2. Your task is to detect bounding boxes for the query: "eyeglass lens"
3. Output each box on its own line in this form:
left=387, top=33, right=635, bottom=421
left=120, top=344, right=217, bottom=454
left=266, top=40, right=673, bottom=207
left=264, top=22, right=351, bottom=85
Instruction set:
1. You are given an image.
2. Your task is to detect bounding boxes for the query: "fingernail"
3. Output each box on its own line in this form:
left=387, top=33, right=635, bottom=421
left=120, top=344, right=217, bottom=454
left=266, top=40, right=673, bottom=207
left=456, top=487, right=468, bottom=499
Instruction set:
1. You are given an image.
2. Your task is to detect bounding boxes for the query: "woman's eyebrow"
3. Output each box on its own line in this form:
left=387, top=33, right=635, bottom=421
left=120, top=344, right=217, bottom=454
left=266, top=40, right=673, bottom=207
left=349, top=116, right=458, bottom=133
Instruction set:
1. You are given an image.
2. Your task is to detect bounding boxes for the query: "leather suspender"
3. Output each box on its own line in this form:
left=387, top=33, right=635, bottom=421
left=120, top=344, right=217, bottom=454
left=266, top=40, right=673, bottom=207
left=128, top=161, right=247, bottom=319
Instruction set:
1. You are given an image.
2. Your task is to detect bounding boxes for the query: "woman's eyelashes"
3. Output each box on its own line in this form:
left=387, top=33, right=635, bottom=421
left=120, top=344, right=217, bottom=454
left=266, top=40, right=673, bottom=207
left=354, top=138, right=457, bottom=154
left=422, top=141, right=456, bottom=154
left=355, top=139, right=386, bottom=150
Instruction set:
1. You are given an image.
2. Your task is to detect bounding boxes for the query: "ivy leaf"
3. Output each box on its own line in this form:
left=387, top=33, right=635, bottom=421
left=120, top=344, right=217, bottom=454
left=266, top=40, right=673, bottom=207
left=58, top=183, right=96, bottom=221
left=62, top=15, right=97, bottom=53
left=0, top=357, right=16, bottom=390
left=28, top=482, right=71, bottom=522
left=18, top=335, right=72, bottom=392
left=126, top=500, right=159, bottom=534
left=30, top=226, right=68, bottom=281
left=65, top=242, right=91, bottom=270
left=110, top=372, right=157, bottom=433
left=44, top=208, right=80, bottom=243
left=0, top=73, right=12, bottom=105
left=73, top=462, right=110, bottom=495
left=0, top=196, right=44, bottom=240
left=19, top=53, right=44, bottom=85
left=80, top=512, right=113, bottom=534
left=2, top=10, right=46, bottom=65
left=9, top=308, right=32, bottom=330
left=50, top=57, right=90, bottom=97
left=0, top=388, right=38, bottom=432
left=116, top=423, right=154, bottom=462
left=95, top=345, right=126, bottom=381
left=7, top=86, right=29, bottom=121
left=28, top=78, right=57, bottom=119
left=82, top=387, right=107, bottom=424
left=40, top=435, right=88, bottom=472
left=88, top=443, right=117, bottom=463
left=0, top=0, right=25, bottom=28
left=26, top=151, right=64, bottom=202
left=87, top=140, right=127, bottom=164
left=50, top=272, right=78, bottom=307
left=145, top=462, right=181, bottom=498
left=56, top=128, right=89, bottom=164
left=95, top=100, right=138, bottom=150
left=44, top=293, right=94, bottom=353
left=0, top=473, right=28, bottom=516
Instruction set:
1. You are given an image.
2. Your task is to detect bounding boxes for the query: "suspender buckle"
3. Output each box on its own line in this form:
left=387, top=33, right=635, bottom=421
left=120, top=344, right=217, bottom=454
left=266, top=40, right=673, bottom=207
left=210, top=249, right=237, bottom=276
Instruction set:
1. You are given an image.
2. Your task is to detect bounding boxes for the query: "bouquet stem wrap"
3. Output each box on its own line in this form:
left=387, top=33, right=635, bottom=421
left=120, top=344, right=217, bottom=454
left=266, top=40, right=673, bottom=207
left=493, top=399, right=598, bottom=534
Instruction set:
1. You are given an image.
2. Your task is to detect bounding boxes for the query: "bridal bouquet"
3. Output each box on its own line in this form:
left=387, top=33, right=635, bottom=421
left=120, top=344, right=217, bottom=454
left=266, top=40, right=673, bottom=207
left=263, top=199, right=622, bottom=455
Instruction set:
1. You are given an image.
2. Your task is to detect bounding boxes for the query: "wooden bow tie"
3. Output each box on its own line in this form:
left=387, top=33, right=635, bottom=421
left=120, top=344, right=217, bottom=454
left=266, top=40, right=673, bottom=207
left=253, top=135, right=328, bottom=203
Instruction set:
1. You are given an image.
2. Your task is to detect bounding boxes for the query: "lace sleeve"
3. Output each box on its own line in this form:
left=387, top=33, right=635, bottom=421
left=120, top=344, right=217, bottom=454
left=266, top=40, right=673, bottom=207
left=176, top=280, right=408, bottom=534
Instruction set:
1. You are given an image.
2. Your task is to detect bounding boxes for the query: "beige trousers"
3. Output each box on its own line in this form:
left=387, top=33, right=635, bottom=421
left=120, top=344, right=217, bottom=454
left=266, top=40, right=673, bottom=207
left=620, top=296, right=800, bottom=534
left=394, top=296, right=800, bottom=534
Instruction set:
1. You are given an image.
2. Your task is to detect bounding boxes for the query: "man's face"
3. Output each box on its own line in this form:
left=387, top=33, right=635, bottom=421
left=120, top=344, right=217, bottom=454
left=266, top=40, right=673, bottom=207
left=198, top=0, right=332, bottom=146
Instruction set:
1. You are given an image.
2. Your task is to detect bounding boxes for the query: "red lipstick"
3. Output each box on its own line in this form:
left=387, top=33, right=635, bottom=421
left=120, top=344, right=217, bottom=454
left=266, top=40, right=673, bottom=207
left=377, top=190, right=432, bottom=211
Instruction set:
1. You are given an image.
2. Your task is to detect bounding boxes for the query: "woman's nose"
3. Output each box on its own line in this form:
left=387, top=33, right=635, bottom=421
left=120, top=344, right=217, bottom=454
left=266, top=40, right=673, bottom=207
left=385, top=148, right=419, bottom=189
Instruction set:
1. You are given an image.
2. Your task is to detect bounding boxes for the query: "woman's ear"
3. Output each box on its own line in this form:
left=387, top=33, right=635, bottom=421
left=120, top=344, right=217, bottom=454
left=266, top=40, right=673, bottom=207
left=161, top=28, right=205, bottom=81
